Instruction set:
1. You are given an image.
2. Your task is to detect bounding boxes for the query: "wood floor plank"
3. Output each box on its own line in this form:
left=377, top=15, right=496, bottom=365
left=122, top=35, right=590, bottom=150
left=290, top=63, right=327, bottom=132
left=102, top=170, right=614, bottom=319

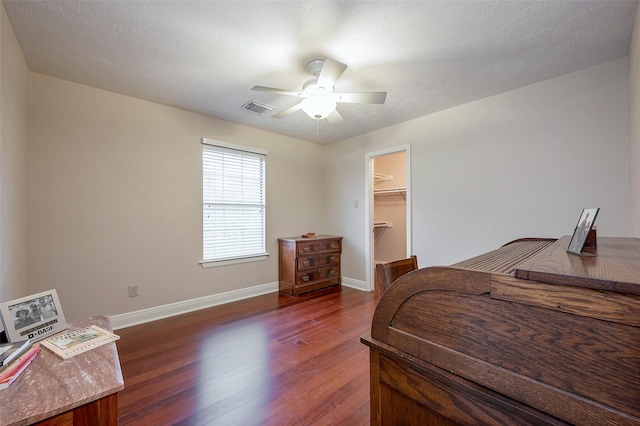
left=116, top=287, right=379, bottom=425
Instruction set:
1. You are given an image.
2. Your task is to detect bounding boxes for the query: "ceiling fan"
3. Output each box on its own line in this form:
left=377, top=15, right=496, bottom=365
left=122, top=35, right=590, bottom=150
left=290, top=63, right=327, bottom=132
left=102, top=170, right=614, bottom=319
left=251, top=58, right=387, bottom=124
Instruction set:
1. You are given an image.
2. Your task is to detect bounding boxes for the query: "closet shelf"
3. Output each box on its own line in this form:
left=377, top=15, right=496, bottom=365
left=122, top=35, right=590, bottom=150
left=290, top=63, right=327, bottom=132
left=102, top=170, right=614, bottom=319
left=374, top=173, right=393, bottom=183
left=374, top=187, right=406, bottom=195
left=374, top=221, right=393, bottom=228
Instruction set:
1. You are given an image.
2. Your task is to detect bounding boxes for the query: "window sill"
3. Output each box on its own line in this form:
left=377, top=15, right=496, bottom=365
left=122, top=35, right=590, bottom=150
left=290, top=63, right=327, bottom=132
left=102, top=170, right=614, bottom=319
left=200, top=253, right=269, bottom=269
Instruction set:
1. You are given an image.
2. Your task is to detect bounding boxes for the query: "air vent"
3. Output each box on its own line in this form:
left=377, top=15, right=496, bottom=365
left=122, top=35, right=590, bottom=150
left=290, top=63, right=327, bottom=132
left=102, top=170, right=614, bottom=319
left=242, top=100, right=275, bottom=115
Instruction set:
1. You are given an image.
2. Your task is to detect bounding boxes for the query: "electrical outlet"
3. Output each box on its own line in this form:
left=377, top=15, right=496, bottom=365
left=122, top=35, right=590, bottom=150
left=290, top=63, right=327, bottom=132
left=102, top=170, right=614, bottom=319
left=128, top=284, right=139, bottom=298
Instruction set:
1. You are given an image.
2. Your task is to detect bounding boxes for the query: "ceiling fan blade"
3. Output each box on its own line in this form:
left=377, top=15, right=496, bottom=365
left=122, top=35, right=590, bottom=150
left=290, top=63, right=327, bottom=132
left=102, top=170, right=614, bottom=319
left=335, top=92, right=387, bottom=104
left=251, top=86, right=303, bottom=97
left=326, top=109, right=344, bottom=125
left=317, top=58, right=347, bottom=88
left=272, top=102, right=304, bottom=118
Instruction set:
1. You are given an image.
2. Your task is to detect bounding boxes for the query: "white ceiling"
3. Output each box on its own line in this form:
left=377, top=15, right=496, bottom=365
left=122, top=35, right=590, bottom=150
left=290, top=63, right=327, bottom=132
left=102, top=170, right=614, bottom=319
left=3, top=1, right=638, bottom=144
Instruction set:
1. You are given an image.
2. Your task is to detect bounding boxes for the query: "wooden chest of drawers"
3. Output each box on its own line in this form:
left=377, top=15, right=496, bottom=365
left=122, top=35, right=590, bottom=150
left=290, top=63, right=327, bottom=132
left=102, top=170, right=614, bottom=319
left=278, top=235, right=342, bottom=296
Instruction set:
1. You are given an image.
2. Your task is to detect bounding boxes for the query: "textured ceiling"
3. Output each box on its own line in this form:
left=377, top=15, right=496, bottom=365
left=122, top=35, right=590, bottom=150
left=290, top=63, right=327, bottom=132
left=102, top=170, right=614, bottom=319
left=3, top=0, right=638, bottom=144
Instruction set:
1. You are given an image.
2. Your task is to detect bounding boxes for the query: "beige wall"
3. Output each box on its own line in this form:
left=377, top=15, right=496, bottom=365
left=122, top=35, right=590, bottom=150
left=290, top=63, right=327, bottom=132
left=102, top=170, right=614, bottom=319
left=28, top=74, right=328, bottom=321
left=630, top=6, right=640, bottom=237
left=0, top=4, right=29, bottom=305
left=1, top=5, right=636, bottom=323
left=326, top=58, right=630, bottom=280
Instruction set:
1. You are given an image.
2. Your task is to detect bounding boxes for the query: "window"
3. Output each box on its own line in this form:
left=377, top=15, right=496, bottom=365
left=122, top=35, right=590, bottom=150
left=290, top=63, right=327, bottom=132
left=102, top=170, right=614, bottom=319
left=201, top=138, right=267, bottom=266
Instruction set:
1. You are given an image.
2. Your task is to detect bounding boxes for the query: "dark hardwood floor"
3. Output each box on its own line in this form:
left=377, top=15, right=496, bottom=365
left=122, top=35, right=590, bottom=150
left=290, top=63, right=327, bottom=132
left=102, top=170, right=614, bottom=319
left=116, top=286, right=380, bottom=425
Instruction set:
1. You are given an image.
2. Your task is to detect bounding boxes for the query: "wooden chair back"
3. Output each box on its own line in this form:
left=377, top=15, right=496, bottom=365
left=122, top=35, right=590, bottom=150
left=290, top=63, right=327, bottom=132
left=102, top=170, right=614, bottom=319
left=375, top=255, right=418, bottom=294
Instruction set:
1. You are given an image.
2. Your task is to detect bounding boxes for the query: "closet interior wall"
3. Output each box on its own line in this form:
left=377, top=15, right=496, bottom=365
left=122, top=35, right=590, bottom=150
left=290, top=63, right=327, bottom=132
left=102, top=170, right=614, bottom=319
left=373, top=152, right=407, bottom=264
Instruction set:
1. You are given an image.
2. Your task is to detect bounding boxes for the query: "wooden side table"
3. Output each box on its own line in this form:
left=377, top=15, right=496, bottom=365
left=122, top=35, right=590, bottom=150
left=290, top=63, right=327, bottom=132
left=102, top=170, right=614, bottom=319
left=0, top=315, right=124, bottom=426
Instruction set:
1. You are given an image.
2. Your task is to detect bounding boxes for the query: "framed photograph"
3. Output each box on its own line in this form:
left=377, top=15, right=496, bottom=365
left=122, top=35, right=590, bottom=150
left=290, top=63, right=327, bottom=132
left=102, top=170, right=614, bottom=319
left=567, top=208, right=599, bottom=255
left=0, top=289, right=68, bottom=343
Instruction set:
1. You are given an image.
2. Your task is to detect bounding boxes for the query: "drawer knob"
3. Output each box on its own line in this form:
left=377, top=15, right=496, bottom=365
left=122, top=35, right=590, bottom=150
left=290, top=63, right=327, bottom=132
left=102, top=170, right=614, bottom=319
left=302, top=275, right=310, bottom=282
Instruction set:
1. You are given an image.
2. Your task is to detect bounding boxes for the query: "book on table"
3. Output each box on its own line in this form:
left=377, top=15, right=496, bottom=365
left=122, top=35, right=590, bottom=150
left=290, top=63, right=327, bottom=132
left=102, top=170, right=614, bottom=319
left=0, top=339, right=32, bottom=370
left=40, top=325, right=119, bottom=359
left=0, top=345, right=41, bottom=390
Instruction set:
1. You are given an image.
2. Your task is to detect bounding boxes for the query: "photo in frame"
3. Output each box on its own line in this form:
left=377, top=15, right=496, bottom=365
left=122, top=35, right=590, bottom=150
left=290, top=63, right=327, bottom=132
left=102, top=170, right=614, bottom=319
left=0, top=289, right=68, bottom=343
left=567, top=208, right=599, bottom=255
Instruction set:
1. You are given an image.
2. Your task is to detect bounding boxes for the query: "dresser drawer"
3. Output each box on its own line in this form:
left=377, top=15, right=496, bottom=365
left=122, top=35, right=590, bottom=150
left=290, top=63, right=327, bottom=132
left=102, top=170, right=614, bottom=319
left=297, top=253, right=341, bottom=271
left=298, top=255, right=317, bottom=270
left=297, top=239, right=341, bottom=255
left=296, top=266, right=340, bottom=286
left=319, top=252, right=340, bottom=266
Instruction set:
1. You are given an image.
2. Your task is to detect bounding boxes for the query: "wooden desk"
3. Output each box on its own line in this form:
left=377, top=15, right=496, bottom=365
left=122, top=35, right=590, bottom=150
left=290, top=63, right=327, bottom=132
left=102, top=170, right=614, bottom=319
left=362, top=237, right=640, bottom=425
left=0, top=316, right=124, bottom=425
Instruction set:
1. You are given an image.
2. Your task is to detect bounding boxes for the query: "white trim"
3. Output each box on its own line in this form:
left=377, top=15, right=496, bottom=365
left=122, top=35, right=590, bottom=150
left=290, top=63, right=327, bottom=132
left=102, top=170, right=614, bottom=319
left=111, top=282, right=278, bottom=330
left=111, top=277, right=370, bottom=330
left=200, top=253, right=269, bottom=268
left=364, top=145, right=412, bottom=292
left=341, top=276, right=368, bottom=292
left=201, top=137, right=268, bottom=156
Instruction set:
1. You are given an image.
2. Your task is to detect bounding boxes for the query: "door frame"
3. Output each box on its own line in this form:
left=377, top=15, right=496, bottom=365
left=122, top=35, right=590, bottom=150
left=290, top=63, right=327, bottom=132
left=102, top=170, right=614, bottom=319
left=364, top=145, right=412, bottom=291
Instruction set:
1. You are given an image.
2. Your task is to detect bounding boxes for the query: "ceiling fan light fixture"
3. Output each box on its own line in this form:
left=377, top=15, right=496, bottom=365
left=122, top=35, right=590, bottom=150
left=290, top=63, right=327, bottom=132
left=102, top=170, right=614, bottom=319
left=301, top=79, right=336, bottom=120
left=251, top=57, right=385, bottom=123
left=301, top=96, right=336, bottom=120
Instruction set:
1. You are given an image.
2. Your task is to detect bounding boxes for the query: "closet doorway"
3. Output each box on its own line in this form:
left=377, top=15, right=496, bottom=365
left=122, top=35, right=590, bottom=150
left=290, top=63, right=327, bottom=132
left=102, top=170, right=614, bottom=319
left=364, top=145, right=411, bottom=292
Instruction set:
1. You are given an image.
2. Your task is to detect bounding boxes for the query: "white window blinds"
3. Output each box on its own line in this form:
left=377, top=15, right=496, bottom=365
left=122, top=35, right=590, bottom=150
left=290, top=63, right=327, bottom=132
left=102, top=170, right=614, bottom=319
left=202, top=140, right=266, bottom=262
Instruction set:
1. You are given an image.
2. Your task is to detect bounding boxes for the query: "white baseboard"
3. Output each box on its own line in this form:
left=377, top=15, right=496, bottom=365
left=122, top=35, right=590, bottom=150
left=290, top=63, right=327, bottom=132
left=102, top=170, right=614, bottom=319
left=111, top=282, right=279, bottom=330
left=111, top=277, right=369, bottom=330
left=342, top=276, right=368, bottom=291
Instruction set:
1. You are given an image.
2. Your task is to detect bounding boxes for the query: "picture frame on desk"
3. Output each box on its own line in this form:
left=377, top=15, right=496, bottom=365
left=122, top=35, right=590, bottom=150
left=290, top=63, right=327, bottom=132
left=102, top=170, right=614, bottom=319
left=567, top=208, right=599, bottom=256
left=0, top=289, right=68, bottom=343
